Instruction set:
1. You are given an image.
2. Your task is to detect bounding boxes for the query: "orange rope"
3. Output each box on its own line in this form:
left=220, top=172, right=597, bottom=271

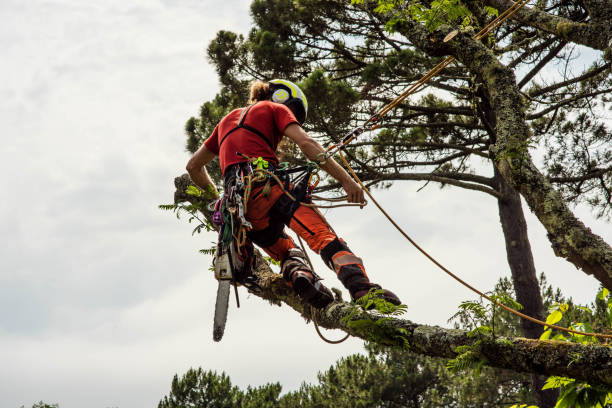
left=372, top=0, right=531, bottom=123
left=327, top=0, right=534, bottom=157
left=320, top=0, right=612, bottom=340
left=337, top=150, right=612, bottom=340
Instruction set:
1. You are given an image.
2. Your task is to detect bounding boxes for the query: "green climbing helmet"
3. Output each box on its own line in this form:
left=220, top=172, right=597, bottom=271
left=269, top=79, right=308, bottom=124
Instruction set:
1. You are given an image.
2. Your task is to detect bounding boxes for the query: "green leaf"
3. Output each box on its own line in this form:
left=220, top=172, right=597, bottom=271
left=546, top=310, right=563, bottom=326
left=542, top=376, right=574, bottom=390
left=552, top=333, right=568, bottom=341
left=556, top=384, right=579, bottom=408
left=186, top=185, right=202, bottom=197
left=539, top=329, right=552, bottom=340
left=598, top=288, right=609, bottom=300
left=468, top=326, right=492, bottom=337
left=485, top=6, right=499, bottom=16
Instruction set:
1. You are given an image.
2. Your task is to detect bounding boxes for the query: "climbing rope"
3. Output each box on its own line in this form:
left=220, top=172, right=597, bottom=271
left=295, top=0, right=612, bottom=340
left=337, top=150, right=612, bottom=339
left=234, top=0, right=611, bottom=341
left=324, top=0, right=532, bottom=159
left=295, top=234, right=350, bottom=344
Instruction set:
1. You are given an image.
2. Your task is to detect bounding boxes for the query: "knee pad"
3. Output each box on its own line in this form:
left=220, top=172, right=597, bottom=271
left=320, top=238, right=351, bottom=270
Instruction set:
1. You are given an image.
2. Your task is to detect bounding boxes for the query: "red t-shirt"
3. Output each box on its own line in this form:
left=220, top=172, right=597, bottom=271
left=204, top=101, right=299, bottom=175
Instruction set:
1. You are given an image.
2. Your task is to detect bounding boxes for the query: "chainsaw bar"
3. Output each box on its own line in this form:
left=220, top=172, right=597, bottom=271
left=213, top=279, right=231, bottom=342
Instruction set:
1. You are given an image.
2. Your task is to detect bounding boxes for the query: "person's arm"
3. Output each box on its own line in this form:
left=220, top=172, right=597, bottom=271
left=186, top=144, right=220, bottom=199
left=284, top=123, right=364, bottom=204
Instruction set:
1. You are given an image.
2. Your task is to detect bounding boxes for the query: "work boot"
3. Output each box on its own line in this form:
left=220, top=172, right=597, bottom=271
left=282, top=249, right=334, bottom=309
left=352, top=283, right=402, bottom=306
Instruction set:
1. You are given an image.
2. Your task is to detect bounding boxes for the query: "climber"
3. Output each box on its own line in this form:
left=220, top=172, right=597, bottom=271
left=186, top=79, right=400, bottom=309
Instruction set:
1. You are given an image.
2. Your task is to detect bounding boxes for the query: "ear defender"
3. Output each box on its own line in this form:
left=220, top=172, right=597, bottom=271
left=271, top=88, right=290, bottom=104
left=269, top=79, right=308, bottom=124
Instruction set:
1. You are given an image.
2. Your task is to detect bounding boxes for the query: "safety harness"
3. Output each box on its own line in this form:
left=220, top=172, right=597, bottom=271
left=211, top=105, right=323, bottom=308
left=218, top=102, right=274, bottom=151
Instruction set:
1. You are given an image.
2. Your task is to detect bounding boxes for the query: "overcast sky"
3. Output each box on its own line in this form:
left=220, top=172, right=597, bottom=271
left=1, top=1, right=609, bottom=407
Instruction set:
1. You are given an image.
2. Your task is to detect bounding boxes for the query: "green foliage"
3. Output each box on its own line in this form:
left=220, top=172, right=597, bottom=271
left=341, top=289, right=409, bottom=348
left=532, top=288, right=612, bottom=408
left=186, top=185, right=202, bottom=197
left=158, top=368, right=240, bottom=408
left=540, top=111, right=612, bottom=219
left=25, top=403, right=59, bottom=408
left=263, top=256, right=281, bottom=266
left=353, top=0, right=498, bottom=32
left=346, top=316, right=410, bottom=347
left=201, top=246, right=216, bottom=273
left=240, top=383, right=283, bottom=408
left=542, top=376, right=612, bottom=408
left=249, top=29, right=297, bottom=74
left=355, top=288, right=407, bottom=315
left=158, top=198, right=214, bottom=236
left=306, top=354, right=388, bottom=408
left=446, top=289, right=526, bottom=375
left=446, top=345, right=486, bottom=375
left=300, top=69, right=360, bottom=136
left=485, top=6, right=499, bottom=17
left=449, top=289, right=522, bottom=340
left=404, top=0, right=471, bottom=31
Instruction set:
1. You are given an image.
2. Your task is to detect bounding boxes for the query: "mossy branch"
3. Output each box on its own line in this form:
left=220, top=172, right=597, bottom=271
left=172, top=173, right=612, bottom=386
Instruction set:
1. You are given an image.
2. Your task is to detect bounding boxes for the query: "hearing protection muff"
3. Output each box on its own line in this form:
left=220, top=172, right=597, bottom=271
left=269, top=79, right=308, bottom=124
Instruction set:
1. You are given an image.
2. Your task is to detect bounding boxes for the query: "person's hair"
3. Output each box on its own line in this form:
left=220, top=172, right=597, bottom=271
left=249, top=81, right=272, bottom=104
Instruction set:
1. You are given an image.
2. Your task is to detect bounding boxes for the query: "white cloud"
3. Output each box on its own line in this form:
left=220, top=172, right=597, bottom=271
left=1, top=0, right=609, bottom=407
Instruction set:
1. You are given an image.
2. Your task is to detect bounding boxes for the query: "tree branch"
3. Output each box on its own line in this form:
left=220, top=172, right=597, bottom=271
left=351, top=141, right=490, bottom=158
left=482, top=0, right=612, bottom=53
left=369, top=172, right=501, bottom=198
left=550, top=166, right=612, bottom=183
left=392, top=20, right=612, bottom=289
left=518, top=40, right=568, bottom=89
left=173, top=173, right=612, bottom=386
left=527, top=88, right=612, bottom=120
left=527, top=62, right=612, bottom=98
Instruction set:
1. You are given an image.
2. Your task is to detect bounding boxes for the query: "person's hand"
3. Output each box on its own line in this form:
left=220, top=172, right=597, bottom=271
left=342, top=178, right=364, bottom=204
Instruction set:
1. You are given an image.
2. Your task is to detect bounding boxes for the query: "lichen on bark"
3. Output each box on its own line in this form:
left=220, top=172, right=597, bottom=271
left=390, top=19, right=612, bottom=289
left=172, top=174, right=612, bottom=386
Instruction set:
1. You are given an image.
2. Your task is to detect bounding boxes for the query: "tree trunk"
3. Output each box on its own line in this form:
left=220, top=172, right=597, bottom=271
left=393, top=20, right=612, bottom=290
left=174, top=174, right=612, bottom=387
left=495, top=167, right=559, bottom=407
left=468, top=87, right=555, bottom=404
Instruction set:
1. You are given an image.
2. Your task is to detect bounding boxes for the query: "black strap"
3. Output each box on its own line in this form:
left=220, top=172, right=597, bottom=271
left=218, top=103, right=274, bottom=151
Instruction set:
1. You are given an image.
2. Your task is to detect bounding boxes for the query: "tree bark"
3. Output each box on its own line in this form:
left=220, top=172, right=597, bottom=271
left=481, top=0, right=612, bottom=55
left=495, top=167, right=559, bottom=407
left=174, top=174, right=612, bottom=387
left=478, top=92, right=556, bottom=404
left=495, top=168, right=544, bottom=338
left=392, top=20, right=612, bottom=290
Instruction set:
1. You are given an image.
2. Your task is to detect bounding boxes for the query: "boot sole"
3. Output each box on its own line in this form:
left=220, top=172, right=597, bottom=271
left=294, top=276, right=334, bottom=308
